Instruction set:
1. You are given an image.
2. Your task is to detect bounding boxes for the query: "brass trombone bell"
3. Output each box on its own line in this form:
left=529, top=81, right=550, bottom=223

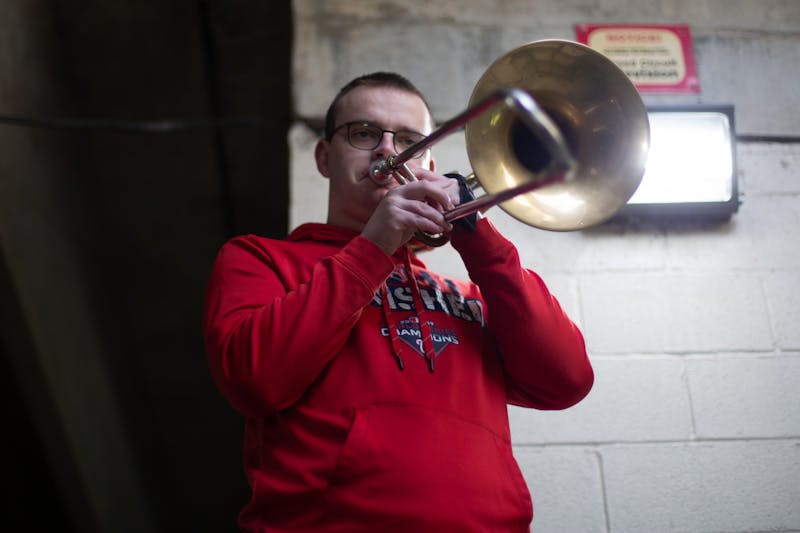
left=466, top=39, right=650, bottom=231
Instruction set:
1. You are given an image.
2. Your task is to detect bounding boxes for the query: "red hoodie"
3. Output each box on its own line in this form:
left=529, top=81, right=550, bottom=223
left=203, top=218, right=593, bottom=532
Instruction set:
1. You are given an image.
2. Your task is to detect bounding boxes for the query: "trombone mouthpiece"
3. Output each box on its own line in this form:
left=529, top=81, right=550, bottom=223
left=369, top=159, right=395, bottom=185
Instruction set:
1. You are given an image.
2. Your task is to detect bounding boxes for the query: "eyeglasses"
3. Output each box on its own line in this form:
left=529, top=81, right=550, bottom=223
left=332, top=121, right=428, bottom=159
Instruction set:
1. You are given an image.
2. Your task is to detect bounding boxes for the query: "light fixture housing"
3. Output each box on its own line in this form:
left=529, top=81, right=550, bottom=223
left=620, top=104, right=739, bottom=220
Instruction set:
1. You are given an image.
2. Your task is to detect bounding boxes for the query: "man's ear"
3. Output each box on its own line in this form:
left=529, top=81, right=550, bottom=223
left=314, top=139, right=330, bottom=178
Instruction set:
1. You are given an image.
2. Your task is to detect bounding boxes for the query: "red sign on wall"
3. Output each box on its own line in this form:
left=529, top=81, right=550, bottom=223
left=575, top=24, right=700, bottom=93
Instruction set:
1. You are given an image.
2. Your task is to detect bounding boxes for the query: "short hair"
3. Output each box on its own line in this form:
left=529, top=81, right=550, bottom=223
left=323, top=72, right=433, bottom=140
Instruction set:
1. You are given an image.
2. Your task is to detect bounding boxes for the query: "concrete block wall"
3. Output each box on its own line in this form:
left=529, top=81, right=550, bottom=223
left=291, top=1, right=800, bottom=531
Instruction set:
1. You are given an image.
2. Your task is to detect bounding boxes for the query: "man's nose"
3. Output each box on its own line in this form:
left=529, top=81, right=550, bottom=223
left=374, top=131, right=396, bottom=157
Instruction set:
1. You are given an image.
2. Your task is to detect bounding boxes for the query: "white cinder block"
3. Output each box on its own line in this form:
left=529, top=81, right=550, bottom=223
left=289, top=124, right=328, bottom=228
left=666, top=196, right=800, bottom=272
left=293, top=19, right=492, bottom=121
left=688, top=355, right=800, bottom=438
left=764, top=272, right=800, bottom=350
left=580, top=273, right=774, bottom=354
left=602, top=441, right=800, bottom=532
left=699, top=34, right=800, bottom=136
left=572, top=229, right=667, bottom=272
left=700, top=0, right=800, bottom=30
left=291, top=18, right=335, bottom=123
left=490, top=217, right=669, bottom=276
left=738, top=142, right=800, bottom=196
left=510, top=357, right=692, bottom=444
left=514, top=446, right=606, bottom=533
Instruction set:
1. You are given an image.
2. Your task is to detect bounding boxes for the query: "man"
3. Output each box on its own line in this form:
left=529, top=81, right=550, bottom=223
left=203, top=72, right=593, bottom=532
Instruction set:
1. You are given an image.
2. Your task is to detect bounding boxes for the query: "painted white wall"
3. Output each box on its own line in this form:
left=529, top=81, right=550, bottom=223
left=290, top=1, right=800, bottom=531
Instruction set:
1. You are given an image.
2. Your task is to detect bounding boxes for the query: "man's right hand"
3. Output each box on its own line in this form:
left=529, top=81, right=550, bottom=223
left=361, top=173, right=460, bottom=255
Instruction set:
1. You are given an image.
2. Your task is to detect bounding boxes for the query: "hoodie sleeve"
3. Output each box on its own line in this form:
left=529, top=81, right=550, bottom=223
left=449, top=218, right=594, bottom=410
left=203, top=235, right=395, bottom=418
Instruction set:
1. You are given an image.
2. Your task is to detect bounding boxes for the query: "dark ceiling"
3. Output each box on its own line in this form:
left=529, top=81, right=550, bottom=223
left=2, top=1, right=292, bottom=532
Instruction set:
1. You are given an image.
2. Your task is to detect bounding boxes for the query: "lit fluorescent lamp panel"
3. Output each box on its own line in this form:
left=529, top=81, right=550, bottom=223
left=623, top=105, right=739, bottom=219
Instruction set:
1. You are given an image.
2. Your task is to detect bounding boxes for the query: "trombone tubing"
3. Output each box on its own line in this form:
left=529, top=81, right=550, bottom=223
left=380, top=87, right=574, bottom=175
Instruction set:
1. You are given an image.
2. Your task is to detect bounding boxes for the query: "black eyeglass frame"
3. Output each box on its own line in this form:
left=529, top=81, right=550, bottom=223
left=331, top=121, right=429, bottom=159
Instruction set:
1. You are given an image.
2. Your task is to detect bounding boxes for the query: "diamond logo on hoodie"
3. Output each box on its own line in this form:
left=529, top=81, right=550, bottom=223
left=382, top=317, right=460, bottom=358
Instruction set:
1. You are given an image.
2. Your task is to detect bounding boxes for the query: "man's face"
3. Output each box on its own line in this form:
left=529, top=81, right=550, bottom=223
left=315, top=85, right=434, bottom=231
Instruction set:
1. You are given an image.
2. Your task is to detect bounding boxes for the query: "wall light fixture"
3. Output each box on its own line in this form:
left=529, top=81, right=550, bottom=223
left=621, top=105, right=739, bottom=219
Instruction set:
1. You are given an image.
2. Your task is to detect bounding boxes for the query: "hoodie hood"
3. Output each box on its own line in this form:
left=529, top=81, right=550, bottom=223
left=287, top=222, right=358, bottom=246
left=288, top=222, right=428, bottom=268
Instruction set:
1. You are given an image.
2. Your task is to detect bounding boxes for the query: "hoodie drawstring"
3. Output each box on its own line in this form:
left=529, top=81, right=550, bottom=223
left=381, top=249, right=437, bottom=373
left=381, top=283, right=406, bottom=371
